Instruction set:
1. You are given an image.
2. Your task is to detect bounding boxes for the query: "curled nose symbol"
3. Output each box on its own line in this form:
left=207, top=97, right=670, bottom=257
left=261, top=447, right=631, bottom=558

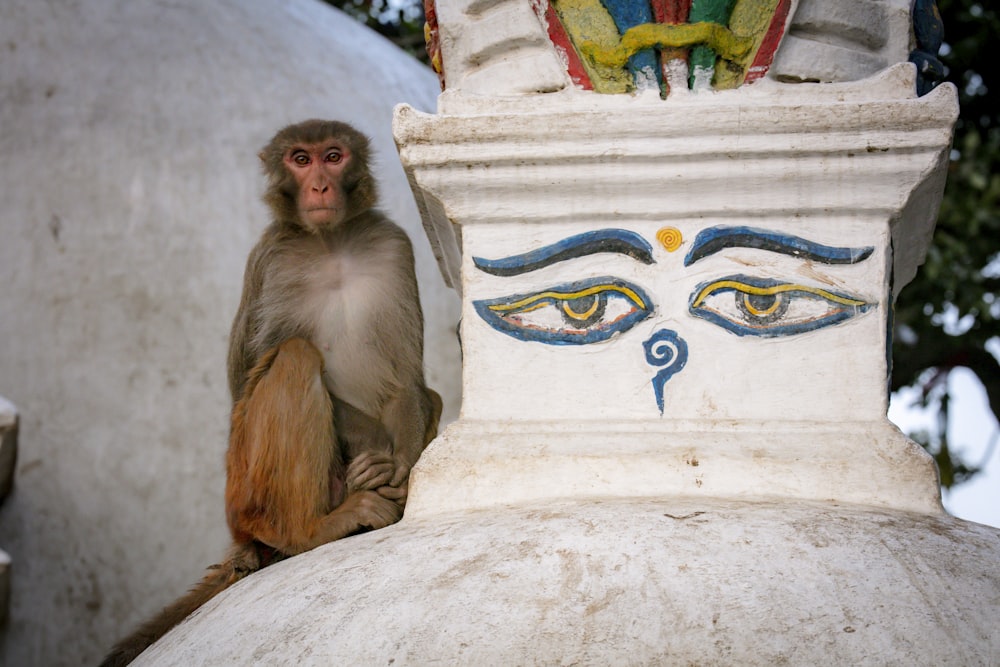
left=643, top=329, right=688, bottom=415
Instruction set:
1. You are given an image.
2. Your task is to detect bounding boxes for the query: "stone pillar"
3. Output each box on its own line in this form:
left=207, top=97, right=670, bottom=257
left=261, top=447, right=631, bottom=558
left=397, top=0, right=952, bottom=517
left=137, top=3, right=1000, bottom=664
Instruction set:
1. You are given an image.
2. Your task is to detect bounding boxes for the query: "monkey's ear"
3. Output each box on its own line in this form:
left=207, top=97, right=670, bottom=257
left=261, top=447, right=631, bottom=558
left=258, top=151, right=267, bottom=163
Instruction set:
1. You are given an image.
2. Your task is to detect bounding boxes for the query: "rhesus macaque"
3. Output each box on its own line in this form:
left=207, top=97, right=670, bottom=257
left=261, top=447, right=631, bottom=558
left=101, top=120, right=441, bottom=666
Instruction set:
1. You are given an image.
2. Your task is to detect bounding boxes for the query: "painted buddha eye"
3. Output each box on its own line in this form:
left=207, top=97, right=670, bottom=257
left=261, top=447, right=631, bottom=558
left=689, top=275, right=872, bottom=337
left=473, top=277, right=653, bottom=345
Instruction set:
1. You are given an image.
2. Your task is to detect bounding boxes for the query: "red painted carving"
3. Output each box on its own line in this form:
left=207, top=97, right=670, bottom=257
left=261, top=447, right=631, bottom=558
left=544, top=2, right=594, bottom=91
left=424, top=0, right=445, bottom=90
left=743, top=0, right=790, bottom=84
left=651, top=0, right=692, bottom=95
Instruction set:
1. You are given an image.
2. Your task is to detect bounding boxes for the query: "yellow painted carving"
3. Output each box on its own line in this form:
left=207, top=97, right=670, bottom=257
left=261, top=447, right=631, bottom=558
left=580, top=22, right=754, bottom=69
left=489, top=284, right=648, bottom=313
left=714, top=0, right=783, bottom=89
left=741, top=293, right=783, bottom=316
left=551, top=0, right=631, bottom=94
left=563, top=297, right=601, bottom=320
left=656, top=227, right=683, bottom=252
left=691, top=281, right=867, bottom=309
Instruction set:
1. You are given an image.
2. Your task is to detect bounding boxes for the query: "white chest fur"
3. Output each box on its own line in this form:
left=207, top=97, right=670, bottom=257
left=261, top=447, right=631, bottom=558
left=303, top=248, right=393, bottom=413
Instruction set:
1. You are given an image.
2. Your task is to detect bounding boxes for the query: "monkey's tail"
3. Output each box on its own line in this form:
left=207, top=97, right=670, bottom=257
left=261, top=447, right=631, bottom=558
left=99, top=543, right=262, bottom=667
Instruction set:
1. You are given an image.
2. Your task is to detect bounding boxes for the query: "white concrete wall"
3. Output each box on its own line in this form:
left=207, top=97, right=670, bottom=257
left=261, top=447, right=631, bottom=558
left=0, top=1, right=457, bottom=665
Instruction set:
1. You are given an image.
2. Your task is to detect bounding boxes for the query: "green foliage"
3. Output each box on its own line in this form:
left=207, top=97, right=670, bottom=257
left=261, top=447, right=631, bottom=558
left=321, top=0, right=428, bottom=58
left=892, top=0, right=1000, bottom=487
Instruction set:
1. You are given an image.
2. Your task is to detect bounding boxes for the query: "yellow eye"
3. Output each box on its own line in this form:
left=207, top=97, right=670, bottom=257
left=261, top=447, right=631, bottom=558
left=689, top=275, right=871, bottom=337
left=474, top=277, right=653, bottom=345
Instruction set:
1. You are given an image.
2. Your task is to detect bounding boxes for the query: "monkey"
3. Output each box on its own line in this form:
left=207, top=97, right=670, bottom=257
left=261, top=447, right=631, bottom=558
left=228, top=119, right=441, bottom=490
left=100, top=120, right=441, bottom=666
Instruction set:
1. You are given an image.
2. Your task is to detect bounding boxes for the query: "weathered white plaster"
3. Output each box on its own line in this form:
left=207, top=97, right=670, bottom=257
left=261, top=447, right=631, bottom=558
left=406, top=66, right=952, bottom=296
left=0, top=1, right=456, bottom=665
left=770, top=0, right=915, bottom=83
left=434, top=0, right=570, bottom=96
left=391, top=66, right=955, bottom=518
left=139, top=498, right=1000, bottom=665
left=138, top=2, right=1000, bottom=665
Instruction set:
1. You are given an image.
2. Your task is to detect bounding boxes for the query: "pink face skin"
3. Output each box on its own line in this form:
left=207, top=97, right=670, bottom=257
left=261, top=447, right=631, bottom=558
left=284, top=142, right=352, bottom=231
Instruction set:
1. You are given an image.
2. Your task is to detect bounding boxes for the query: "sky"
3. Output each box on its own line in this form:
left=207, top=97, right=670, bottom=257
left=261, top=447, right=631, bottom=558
left=889, top=367, right=1000, bottom=528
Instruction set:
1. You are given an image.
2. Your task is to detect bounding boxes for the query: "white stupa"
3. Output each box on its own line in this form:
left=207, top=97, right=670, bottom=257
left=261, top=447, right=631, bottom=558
left=79, top=0, right=1000, bottom=664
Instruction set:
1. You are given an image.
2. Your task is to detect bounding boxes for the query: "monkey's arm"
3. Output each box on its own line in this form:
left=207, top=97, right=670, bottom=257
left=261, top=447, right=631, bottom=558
left=336, top=398, right=397, bottom=494
left=227, top=239, right=270, bottom=402
left=382, top=386, right=441, bottom=486
left=376, top=227, right=442, bottom=485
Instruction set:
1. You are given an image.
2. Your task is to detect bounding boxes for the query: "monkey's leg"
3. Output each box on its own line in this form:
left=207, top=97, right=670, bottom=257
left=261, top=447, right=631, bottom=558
left=226, top=338, right=402, bottom=556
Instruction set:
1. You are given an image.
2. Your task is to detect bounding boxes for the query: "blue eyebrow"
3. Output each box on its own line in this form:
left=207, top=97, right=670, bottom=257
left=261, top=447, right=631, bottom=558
left=473, top=229, right=654, bottom=277
left=684, top=226, right=874, bottom=266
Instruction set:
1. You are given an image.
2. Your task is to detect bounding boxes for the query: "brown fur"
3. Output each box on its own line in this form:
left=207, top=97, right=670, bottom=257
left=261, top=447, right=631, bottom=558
left=226, top=338, right=402, bottom=554
left=258, top=119, right=377, bottom=229
left=100, top=120, right=441, bottom=665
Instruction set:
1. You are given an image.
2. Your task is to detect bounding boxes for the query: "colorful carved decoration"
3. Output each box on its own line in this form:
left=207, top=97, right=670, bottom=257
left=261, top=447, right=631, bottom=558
left=651, top=1, right=691, bottom=95
left=543, top=1, right=598, bottom=90
left=473, top=276, right=654, bottom=345
left=656, top=226, right=683, bottom=252
left=470, top=224, right=876, bottom=411
left=472, top=229, right=656, bottom=345
left=546, top=0, right=633, bottom=93
left=683, top=226, right=875, bottom=266
left=689, top=276, right=872, bottom=337
left=685, top=227, right=875, bottom=338
left=601, top=0, right=660, bottom=90
left=473, top=228, right=654, bottom=276
left=424, top=0, right=445, bottom=89
left=545, top=0, right=791, bottom=95
left=643, top=328, right=688, bottom=414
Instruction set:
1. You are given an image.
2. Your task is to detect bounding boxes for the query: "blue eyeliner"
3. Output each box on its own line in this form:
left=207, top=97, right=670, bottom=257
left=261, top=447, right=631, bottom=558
left=684, top=226, right=874, bottom=266
left=473, top=229, right=654, bottom=277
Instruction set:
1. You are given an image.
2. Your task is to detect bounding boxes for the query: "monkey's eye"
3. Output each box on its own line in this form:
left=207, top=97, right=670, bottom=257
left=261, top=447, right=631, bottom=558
left=689, top=275, right=871, bottom=337
left=324, top=150, right=344, bottom=164
left=290, top=151, right=311, bottom=166
left=473, top=277, right=653, bottom=345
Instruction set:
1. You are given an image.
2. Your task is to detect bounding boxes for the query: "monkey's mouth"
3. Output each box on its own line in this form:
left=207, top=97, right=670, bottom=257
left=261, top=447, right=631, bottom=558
left=303, top=206, right=341, bottom=220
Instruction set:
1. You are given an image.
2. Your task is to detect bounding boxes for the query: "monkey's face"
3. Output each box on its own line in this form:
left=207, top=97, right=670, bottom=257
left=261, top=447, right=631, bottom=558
left=284, top=141, right=353, bottom=231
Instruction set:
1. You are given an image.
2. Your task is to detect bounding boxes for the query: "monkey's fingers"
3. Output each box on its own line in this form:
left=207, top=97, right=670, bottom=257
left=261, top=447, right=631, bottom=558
left=346, top=451, right=395, bottom=492
left=390, top=460, right=413, bottom=488
left=376, top=481, right=408, bottom=506
left=352, top=490, right=404, bottom=530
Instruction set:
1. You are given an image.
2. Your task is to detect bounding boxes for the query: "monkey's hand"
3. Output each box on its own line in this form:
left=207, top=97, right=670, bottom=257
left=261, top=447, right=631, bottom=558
left=345, top=451, right=395, bottom=493
left=390, top=456, right=418, bottom=488
left=339, top=490, right=403, bottom=532
left=375, top=479, right=408, bottom=508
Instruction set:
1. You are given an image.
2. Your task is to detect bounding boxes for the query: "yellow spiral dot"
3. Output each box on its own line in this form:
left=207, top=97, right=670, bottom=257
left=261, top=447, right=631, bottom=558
left=657, top=227, right=683, bottom=252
